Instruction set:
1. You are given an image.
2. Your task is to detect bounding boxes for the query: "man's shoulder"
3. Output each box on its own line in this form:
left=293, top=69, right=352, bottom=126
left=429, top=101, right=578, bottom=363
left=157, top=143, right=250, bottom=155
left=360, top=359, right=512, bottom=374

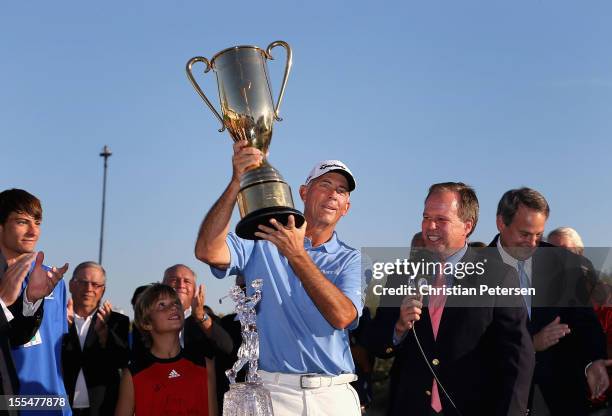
left=109, top=311, right=130, bottom=325
left=534, top=242, right=585, bottom=276
left=330, top=233, right=360, bottom=259
left=463, top=247, right=516, bottom=283
left=183, top=316, right=205, bottom=341
left=335, top=237, right=359, bottom=254
left=129, top=352, right=155, bottom=376
left=463, top=246, right=505, bottom=267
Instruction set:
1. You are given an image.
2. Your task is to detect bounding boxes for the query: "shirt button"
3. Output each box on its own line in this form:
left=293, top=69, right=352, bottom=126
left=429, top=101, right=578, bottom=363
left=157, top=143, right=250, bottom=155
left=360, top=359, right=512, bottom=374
left=425, top=390, right=432, bottom=396
left=385, top=347, right=394, bottom=354
left=432, top=358, right=440, bottom=366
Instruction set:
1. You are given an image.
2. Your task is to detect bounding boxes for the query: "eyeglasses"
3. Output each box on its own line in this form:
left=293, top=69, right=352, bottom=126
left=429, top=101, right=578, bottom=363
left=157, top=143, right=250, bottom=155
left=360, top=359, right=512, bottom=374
left=73, top=280, right=105, bottom=290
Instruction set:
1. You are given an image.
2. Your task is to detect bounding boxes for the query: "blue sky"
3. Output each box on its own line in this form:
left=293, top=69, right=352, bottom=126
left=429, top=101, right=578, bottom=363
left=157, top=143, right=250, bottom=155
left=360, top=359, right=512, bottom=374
left=2, top=1, right=611, bottom=316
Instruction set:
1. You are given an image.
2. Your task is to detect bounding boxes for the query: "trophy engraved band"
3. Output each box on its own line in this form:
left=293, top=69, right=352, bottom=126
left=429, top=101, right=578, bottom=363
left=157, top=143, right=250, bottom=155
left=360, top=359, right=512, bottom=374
left=186, top=41, right=305, bottom=239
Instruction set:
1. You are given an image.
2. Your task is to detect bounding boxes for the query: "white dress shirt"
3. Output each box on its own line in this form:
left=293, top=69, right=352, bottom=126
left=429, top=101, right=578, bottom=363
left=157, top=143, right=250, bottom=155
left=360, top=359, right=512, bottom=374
left=72, top=311, right=96, bottom=408
left=496, top=238, right=533, bottom=286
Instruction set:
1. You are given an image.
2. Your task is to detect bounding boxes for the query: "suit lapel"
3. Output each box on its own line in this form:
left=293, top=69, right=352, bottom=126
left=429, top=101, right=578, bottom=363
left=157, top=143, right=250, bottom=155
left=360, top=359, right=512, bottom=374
left=83, top=313, right=98, bottom=350
left=68, top=320, right=83, bottom=353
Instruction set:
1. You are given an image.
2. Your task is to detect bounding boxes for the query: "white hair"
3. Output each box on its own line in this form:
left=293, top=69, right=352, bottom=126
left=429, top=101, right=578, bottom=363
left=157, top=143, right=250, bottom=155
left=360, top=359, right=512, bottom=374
left=547, top=227, right=584, bottom=254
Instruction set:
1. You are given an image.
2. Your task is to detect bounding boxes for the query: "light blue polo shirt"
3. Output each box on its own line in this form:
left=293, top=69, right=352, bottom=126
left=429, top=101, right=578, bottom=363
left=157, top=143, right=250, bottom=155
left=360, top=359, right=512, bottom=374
left=211, top=231, right=363, bottom=375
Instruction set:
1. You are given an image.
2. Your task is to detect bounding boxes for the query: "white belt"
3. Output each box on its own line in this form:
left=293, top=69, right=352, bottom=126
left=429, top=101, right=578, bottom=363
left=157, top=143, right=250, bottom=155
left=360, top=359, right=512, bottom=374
left=259, top=370, right=358, bottom=389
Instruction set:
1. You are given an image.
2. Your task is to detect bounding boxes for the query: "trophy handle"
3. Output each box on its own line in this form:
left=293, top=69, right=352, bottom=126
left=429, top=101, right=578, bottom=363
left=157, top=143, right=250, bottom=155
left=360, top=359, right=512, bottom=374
left=266, top=41, right=292, bottom=122
left=186, top=56, right=226, bottom=133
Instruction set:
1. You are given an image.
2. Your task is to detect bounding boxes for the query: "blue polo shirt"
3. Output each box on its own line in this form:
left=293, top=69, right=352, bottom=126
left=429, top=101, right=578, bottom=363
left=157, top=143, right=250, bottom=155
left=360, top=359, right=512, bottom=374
left=12, top=263, right=70, bottom=416
left=211, top=232, right=363, bottom=375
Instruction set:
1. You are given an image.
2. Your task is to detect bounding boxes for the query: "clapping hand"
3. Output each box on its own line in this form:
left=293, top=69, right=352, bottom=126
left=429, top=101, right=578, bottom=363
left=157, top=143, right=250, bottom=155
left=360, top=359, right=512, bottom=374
left=532, top=316, right=570, bottom=352
left=94, top=300, right=112, bottom=346
left=25, top=252, right=68, bottom=303
left=586, top=359, right=612, bottom=399
left=0, top=253, right=36, bottom=306
left=192, top=284, right=211, bottom=330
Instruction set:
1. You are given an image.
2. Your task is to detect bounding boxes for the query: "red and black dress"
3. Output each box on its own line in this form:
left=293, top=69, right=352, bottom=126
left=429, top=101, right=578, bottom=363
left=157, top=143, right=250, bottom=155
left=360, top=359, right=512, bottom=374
left=130, top=349, right=208, bottom=416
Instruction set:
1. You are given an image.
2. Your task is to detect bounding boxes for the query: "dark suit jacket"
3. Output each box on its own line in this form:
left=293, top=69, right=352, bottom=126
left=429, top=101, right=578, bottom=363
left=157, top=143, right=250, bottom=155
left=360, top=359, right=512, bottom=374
left=489, top=236, right=607, bottom=415
left=183, top=314, right=233, bottom=358
left=131, top=313, right=233, bottom=359
left=62, top=311, right=129, bottom=416
left=0, top=294, right=44, bottom=394
left=0, top=295, right=44, bottom=416
left=366, top=247, right=535, bottom=416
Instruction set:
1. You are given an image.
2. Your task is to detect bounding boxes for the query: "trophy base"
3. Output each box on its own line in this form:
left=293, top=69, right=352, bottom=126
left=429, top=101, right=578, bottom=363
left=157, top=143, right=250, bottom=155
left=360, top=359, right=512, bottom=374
left=223, top=382, right=275, bottom=416
left=236, top=207, right=305, bottom=240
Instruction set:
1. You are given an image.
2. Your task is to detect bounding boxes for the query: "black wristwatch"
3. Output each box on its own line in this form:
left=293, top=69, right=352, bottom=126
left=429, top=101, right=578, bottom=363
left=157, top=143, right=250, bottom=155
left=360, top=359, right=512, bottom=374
left=199, top=313, right=210, bottom=324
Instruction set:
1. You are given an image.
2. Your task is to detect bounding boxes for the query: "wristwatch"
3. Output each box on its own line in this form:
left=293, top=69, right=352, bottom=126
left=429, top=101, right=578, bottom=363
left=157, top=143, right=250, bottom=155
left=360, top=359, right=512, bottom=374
left=199, top=313, right=210, bottom=324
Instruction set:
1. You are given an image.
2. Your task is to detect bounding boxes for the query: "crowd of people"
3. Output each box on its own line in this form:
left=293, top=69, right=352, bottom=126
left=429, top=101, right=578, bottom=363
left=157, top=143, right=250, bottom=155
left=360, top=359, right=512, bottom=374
left=1, top=140, right=611, bottom=416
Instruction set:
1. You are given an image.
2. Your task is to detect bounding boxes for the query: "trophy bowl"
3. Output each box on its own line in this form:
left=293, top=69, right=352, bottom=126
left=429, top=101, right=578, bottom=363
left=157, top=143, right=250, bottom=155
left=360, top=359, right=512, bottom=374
left=186, top=41, right=305, bottom=239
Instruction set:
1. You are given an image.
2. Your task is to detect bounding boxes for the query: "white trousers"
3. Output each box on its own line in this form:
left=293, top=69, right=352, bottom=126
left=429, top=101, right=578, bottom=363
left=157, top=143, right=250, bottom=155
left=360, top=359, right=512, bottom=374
left=260, top=371, right=361, bottom=416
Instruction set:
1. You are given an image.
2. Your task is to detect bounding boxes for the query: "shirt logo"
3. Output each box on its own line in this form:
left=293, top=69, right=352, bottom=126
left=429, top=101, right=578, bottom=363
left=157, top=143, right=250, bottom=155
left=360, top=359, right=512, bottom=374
left=168, top=369, right=181, bottom=379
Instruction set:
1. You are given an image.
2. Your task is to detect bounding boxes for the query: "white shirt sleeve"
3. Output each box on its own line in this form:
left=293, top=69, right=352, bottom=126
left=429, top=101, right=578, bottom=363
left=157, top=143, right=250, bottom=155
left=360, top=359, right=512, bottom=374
left=0, top=298, right=14, bottom=322
left=22, top=289, right=43, bottom=317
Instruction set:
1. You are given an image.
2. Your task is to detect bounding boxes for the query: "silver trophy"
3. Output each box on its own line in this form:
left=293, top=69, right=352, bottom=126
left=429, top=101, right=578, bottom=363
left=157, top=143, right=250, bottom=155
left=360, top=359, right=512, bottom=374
left=223, top=279, right=274, bottom=416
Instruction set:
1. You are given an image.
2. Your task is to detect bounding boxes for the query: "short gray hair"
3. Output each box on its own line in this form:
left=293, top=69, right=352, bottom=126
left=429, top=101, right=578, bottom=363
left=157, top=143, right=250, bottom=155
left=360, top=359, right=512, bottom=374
left=71, top=261, right=106, bottom=281
left=548, top=227, right=584, bottom=255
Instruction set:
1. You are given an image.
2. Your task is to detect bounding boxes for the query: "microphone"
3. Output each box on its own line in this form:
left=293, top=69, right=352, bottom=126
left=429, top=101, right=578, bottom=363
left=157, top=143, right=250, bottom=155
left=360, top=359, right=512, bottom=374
left=416, top=277, right=428, bottom=299
left=398, top=277, right=428, bottom=331
left=403, top=277, right=428, bottom=304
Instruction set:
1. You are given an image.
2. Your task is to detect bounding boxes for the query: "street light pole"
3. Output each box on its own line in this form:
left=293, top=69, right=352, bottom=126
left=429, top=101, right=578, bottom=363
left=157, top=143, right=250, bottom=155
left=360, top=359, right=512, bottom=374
left=99, top=145, right=112, bottom=265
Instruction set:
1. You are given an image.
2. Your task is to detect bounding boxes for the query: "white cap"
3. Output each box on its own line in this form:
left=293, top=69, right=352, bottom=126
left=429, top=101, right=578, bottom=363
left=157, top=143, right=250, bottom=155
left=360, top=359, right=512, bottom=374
left=304, top=160, right=356, bottom=191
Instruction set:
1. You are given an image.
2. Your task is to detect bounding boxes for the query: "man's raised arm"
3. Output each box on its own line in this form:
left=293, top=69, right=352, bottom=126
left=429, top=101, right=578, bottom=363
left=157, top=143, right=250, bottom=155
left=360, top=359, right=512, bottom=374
left=195, top=140, right=262, bottom=268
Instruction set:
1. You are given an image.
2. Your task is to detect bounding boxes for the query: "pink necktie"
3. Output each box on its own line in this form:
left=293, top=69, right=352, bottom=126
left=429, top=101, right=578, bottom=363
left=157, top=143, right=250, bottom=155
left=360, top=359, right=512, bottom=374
left=429, top=271, right=447, bottom=413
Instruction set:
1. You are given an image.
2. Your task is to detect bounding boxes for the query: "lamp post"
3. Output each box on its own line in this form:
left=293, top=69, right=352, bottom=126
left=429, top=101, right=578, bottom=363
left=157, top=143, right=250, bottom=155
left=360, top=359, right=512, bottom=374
left=99, top=145, right=112, bottom=264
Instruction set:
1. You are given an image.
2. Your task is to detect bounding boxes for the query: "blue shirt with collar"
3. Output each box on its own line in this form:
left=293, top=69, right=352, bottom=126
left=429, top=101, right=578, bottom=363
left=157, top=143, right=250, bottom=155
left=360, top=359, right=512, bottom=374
left=12, top=261, right=70, bottom=415
left=211, top=231, right=363, bottom=375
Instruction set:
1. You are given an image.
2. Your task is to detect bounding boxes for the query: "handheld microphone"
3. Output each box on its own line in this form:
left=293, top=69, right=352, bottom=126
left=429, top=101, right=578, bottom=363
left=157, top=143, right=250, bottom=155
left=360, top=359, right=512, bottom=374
left=416, top=277, right=428, bottom=299
left=402, top=277, right=428, bottom=307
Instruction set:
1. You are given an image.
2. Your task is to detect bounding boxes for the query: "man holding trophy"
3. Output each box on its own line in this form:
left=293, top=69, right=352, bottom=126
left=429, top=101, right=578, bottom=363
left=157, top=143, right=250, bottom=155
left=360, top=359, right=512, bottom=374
left=188, top=41, right=362, bottom=415
left=195, top=145, right=362, bottom=415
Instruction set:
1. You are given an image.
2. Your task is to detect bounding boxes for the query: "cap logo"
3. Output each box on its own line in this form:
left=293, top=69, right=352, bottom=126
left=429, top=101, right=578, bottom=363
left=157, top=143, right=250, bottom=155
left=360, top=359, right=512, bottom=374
left=319, top=163, right=345, bottom=170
